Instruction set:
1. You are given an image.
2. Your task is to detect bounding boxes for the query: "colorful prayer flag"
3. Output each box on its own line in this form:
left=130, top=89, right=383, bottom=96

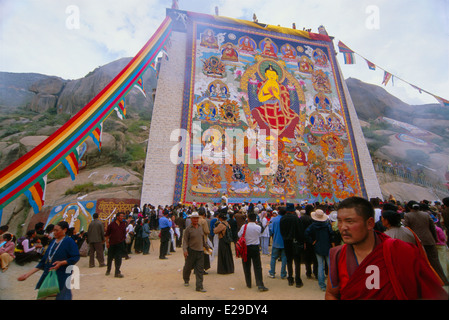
left=149, top=61, right=157, bottom=72
left=366, top=59, right=376, bottom=70
left=434, top=95, right=449, bottom=107
left=62, top=151, right=79, bottom=181
left=24, top=176, right=47, bottom=214
left=382, top=71, right=392, bottom=86
left=115, top=99, right=126, bottom=120
left=342, top=52, right=355, bottom=64
left=134, top=76, right=147, bottom=97
left=89, top=123, right=103, bottom=151
left=337, top=41, right=356, bottom=65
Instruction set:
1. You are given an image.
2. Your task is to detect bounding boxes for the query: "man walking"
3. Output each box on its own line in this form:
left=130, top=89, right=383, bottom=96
left=183, top=212, right=207, bottom=292
left=280, top=204, right=305, bottom=288
left=105, top=212, right=127, bottom=278
left=159, top=210, right=172, bottom=259
left=87, top=213, right=106, bottom=268
left=238, top=212, right=269, bottom=292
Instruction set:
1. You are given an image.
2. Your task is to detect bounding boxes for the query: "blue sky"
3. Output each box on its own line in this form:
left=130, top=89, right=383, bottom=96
left=0, top=0, right=448, bottom=105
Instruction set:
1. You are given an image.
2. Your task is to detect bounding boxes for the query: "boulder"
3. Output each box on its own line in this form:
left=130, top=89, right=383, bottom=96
left=29, top=93, right=58, bottom=112
left=19, top=135, right=48, bottom=152
left=0, top=143, right=23, bottom=170
left=29, top=76, right=65, bottom=95
left=84, top=131, right=117, bottom=155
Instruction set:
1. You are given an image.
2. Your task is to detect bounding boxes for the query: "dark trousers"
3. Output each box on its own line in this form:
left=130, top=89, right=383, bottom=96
left=284, top=239, right=302, bottom=285
left=126, top=235, right=134, bottom=254
left=107, top=242, right=125, bottom=275
left=89, top=242, right=105, bottom=267
left=159, top=228, right=170, bottom=258
left=303, top=244, right=318, bottom=278
left=142, top=237, right=150, bottom=254
left=183, top=248, right=204, bottom=290
left=242, top=245, right=264, bottom=288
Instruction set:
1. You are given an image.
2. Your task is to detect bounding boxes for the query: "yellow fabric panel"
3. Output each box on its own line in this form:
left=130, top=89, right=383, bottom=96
left=214, top=15, right=311, bottom=39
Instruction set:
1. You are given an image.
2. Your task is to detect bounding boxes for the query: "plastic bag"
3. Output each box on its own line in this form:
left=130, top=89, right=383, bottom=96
left=37, top=270, right=60, bottom=300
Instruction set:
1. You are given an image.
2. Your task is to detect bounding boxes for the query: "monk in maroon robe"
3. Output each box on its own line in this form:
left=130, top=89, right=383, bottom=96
left=326, top=197, right=447, bottom=300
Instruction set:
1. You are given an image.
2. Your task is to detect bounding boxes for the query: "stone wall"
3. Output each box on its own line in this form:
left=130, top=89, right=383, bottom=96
left=140, top=30, right=186, bottom=206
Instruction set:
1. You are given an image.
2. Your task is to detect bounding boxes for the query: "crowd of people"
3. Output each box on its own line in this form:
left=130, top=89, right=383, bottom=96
left=1, top=194, right=448, bottom=300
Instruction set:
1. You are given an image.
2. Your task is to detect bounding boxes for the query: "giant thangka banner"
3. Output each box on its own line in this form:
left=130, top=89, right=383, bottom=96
left=172, top=15, right=367, bottom=204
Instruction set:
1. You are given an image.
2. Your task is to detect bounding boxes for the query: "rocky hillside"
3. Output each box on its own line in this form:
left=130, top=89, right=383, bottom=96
left=0, top=57, right=157, bottom=115
left=346, top=77, right=449, bottom=140
left=346, top=77, right=449, bottom=201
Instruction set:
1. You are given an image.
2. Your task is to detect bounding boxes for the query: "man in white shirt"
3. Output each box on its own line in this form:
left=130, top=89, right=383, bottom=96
left=238, top=212, right=268, bottom=292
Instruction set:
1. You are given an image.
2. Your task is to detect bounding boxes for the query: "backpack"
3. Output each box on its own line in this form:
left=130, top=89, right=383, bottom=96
left=256, top=221, right=266, bottom=234
left=222, top=223, right=233, bottom=244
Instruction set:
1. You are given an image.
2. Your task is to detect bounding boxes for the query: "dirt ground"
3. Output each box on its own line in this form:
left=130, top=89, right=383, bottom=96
left=0, top=238, right=326, bottom=301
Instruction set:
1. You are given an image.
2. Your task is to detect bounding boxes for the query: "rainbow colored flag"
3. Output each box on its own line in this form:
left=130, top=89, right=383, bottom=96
left=62, top=150, right=79, bottom=181
left=434, top=95, right=449, bottom=107
left=382, top=71, right=392, bottom=86
left=338, top=41, right=356, bottom=64
left=24, top=176, right=47, bottom=214
left=115, top=99, right=127, bottom=120
left=89, top=123, right=103, bottom=151
left=134, top=76, right=146, bottom=97
left=0, top=16, right=173, bottom=211
left=366, top=59, right=376, bottom=70
left=136, top=76, right=145, bottom=93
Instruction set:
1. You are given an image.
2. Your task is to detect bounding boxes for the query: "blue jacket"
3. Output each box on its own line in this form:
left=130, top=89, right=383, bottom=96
left=142, top=223, right=151, bottom=238
left=36, top=236, right=80, bottom=292
left=305, top=221, right=334, bottom=256
left=269, top=215, right=284, bottom=248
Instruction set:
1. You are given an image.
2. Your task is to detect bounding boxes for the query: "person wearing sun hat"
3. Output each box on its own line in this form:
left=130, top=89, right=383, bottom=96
left=305, top=209, right=334, bottom=291
left=182, top=212, right=208, bottom=292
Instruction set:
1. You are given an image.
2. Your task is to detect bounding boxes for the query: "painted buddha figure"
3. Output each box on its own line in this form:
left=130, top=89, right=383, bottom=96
left=282, top=44, right=296, bottom=60
left=299, top=55, right=314, bottom=73
left=221, top=43, right=239, bottom=62
left=197, top=100, right=217, bottom=121
left=239, top=36, right=256, bottom=53
left=251, top=64, right=300, bottom=138
left=262, top=40, right=277, bottom=58
left=200, top=29, right=219, bottom=49
left=293, top=145, right=307, bottom=166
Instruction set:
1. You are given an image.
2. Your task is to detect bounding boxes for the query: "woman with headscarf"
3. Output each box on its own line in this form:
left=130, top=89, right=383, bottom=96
left=213, top=212, right=234, bottom=274
left=18, top=221, right=80, bottom=300
left=381, top=210, right=416, bottom=245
